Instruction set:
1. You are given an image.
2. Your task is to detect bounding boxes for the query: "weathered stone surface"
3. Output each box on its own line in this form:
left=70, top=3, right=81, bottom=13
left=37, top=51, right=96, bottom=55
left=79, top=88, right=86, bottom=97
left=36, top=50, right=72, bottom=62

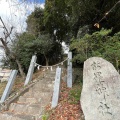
left=51, top=67, right=61, bottom=108
left=0, top=67, right=56, bottom=119
left=0, top=70, right=18, bottom=103
left=24, top=55, right=37, bottom=86
left=81, top=57, right=120, bottom=120
left=67, top=52, right=72, bottom=88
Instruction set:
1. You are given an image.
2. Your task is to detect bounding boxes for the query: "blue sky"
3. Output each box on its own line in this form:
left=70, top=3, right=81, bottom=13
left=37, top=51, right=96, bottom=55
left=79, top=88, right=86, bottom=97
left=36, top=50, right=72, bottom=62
left=0, top=0, right=45, bottom=34
left=0, top=0, right=45, bottom=62
left=19, top=0, right=45, bottom=3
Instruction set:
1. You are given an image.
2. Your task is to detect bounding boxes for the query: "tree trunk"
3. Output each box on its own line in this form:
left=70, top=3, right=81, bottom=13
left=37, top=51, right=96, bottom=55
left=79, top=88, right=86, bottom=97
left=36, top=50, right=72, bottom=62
left=1, top=38, right=25, bottom=78
left=44, top=54, right=49, bottom=66
left=0, top=17, right=25, bottom=79
left=15, top=59, right=25, bottom=79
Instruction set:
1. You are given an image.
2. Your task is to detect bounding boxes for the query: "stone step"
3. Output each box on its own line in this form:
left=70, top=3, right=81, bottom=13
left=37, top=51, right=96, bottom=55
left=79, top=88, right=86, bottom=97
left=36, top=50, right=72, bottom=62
left=37, top=75, right=55, bottom=81
left=9, top=103, right=42, bottom=115
left=18, top=96, right=41, bottom=104
left=9, top=103, right=28, bottom=113
left=18, top=92, right=52, bottom=105
left=44, top=76, right=55, bottom=80
left=32, top=83, right=54, bottom=90
left=28, top=86, right=53, bottom=93
left=45, top=73, right=56, bottom=77
left=44, top=70, right=56, bottom=73
left=18, top=91, right=53, bottom=103
left=13, top=114, right=35, bottom=120
left=39, top=79, right=54, bottom=84
left=22, top=84, right=53, bottom=97
left=44, top=73, right=55, bottom=77
left=27, top=104, right=42, bottom=115
left=0, top=69, right=59, bottom=120
left=39, top=97, right=52, bottom=107
left=32, top=81, right=53, bottom=89
left=18, top=96, right=26, bottom=103
left=32, top=88, right=52, bottom=93
left=23, top=91, right=52, bottom=99
left=33, top=80, right=54, bottom=86
left=18, top=95, right=52, bottom=109
left=0, top=112, right=35, bottom=120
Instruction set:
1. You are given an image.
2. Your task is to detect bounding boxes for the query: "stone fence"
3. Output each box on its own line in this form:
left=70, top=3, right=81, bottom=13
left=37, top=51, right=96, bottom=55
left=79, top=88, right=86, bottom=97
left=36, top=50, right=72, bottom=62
left=0, top=52, right=73, bottom=110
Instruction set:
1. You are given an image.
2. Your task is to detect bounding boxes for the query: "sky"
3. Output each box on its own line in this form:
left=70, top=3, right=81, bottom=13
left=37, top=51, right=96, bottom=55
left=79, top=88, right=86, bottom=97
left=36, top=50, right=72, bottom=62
left=19, top=0, right=45, bottom=3
left=0, top=0, right=69, bottom=66
left=0, top=0, right=45, bottom=65
left=0, top=0, right=45, bottom=35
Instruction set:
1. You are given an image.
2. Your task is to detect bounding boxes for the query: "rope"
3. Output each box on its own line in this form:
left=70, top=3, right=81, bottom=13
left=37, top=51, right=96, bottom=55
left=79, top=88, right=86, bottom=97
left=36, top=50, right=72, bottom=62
left=34, top=58, right=68, bottom=70
left=94, top=0, right=120, bottom=28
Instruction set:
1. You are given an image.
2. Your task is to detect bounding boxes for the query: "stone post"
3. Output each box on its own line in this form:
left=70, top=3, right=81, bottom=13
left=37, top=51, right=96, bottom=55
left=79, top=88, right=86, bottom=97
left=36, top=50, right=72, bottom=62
left=51, top=67, right=61, bottom=108
left=67, top=52, right=72, bottom=88
left=0, top=70, right=18, bottom=103
left=24, top=55, right=37, bottom=86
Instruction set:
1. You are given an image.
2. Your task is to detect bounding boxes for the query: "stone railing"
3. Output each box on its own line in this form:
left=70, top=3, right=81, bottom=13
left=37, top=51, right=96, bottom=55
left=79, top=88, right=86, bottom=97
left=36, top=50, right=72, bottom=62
left=0, top=52, right=73, bottom=110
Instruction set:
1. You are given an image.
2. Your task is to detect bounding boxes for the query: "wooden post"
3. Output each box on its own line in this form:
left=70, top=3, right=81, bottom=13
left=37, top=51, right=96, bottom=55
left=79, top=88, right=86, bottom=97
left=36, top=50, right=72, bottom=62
left=67, top=52, right=72, bottom=88
left=51, top=67, right=61, bottom=108
left=24, top=55, right=37, bottom=86
left=0, top=70, right=18, bottom=103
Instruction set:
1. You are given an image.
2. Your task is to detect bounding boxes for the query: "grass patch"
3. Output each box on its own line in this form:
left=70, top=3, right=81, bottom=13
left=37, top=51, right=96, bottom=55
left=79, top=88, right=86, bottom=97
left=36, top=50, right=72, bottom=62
left=0, top=81, right=7, bottom=97
left=11, top=77, right=24, bottom=94
left=42, top=113, right=49, bottom=120
left=68, top=79, right=83, bottom=104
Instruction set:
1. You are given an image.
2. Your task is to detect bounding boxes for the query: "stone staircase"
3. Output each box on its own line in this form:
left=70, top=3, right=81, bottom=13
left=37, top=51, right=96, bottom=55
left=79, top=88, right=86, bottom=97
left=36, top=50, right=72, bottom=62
left=0, top=70, right=56, bottom=120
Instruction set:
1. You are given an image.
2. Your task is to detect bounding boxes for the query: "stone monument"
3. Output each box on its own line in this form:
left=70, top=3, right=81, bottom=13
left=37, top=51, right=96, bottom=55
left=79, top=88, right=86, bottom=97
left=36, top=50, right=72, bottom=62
left=81, top=57, right=120, bottom=120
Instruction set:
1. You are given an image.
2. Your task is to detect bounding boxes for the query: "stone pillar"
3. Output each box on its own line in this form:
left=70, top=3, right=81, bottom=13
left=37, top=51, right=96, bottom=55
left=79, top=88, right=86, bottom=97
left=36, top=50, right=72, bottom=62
left=0, top=70, right=18, bottom=103
left=51, top=67, right=61, bottom=108
left=67, top=52, right=72, bottom=88
left=24, top=55, right=37, bottom=86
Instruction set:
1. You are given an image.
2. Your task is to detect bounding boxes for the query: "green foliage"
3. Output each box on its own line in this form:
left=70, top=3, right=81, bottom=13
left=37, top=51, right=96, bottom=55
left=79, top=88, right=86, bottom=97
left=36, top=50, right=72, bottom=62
left=44, top=0, right=70, bottom=42
left=103, top=32, right=120, bottom=69
left=66, top=0, right=120, bottom=36
left=42, top=114, right=49, bottom=120
left=3, top=0, right=119, bottom=75
left=26, top=0, right=120, bottom=43
left=69, top=84, right=82, bottom=104
left=70, top=29, right=120, bottom=70
left=4, top=33, right=63, bottom=73
left=26, top=7, right=45, bottom=36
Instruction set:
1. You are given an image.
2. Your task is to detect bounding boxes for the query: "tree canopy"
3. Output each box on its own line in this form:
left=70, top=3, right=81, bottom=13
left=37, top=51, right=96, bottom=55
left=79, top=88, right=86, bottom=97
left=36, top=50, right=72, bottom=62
left=66, top=0, right=120, bottom=36
left=70, top=29, right=120, bottom=70
left=26, top=8, right=45, bottom=36
left=1, top=0, right=120, bottom=75
left=26, top=0, right=120, bottom=42
left=8, top=33, right=63, bottom=73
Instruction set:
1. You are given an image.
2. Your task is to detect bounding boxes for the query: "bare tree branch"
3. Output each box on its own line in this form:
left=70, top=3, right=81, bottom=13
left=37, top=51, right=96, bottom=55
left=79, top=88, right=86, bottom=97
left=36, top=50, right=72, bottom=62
left=0, top=17, right=9, bottom=34
left=0, top=16, right=13, bottom=41
left=0, top=17, right=25, bottom=78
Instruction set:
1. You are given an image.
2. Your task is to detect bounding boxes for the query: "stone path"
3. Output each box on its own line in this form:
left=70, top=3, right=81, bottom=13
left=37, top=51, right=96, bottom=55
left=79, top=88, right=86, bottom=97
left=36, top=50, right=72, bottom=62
left=0, top=70, right=56, bottom=120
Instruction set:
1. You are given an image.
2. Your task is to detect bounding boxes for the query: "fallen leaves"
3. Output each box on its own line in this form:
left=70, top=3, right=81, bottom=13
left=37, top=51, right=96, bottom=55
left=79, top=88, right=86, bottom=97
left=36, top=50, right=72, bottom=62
left=47, top=81, right=83, bottom=120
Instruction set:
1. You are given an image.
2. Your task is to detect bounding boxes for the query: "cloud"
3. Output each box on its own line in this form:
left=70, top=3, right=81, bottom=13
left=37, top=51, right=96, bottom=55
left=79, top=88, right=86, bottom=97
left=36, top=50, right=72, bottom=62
left=0, top=0, right=44, bottom=36
left=0, top=0, right=45, bottom=62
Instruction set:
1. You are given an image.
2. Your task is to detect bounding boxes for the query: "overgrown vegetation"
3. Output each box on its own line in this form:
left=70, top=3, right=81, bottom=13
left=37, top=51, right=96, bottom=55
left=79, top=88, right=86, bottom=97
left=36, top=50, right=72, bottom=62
left=0, top=81, right=7, bottom=97
left=70, top=29, right=120, bottom=71
left=42, top=80, right=83, bottom=120
left=69, top=83, right=82, bottom=104
left=6, top=33, right=63, bottom=73
left=0, top=0, right=120, bottom=77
